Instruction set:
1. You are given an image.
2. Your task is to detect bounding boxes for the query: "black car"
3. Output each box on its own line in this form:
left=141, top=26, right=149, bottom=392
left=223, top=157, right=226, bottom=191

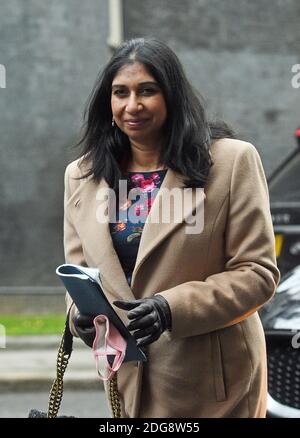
left=260, top=266, right=300, bottom=417
left=268, top=128, right=300, bottom=276
left=260, top=128, right=300, bottom=417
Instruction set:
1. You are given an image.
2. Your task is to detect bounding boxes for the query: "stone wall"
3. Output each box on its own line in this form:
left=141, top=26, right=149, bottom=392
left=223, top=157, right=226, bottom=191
left=0, top=0, right=109, bottom=287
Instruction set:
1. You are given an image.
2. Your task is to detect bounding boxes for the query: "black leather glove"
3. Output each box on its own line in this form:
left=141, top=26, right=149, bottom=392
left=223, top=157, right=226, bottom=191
left=113, top=295, right=172, bottom=347
left=73, top=312, right=96, bottom=348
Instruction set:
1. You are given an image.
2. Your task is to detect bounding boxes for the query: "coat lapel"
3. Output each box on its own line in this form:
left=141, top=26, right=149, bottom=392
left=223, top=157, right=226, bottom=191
left=131, top=169, right=206, bottom=287
left=68, top=168, right=205, bottom=295
left=68, top=177, right=134, bottom=304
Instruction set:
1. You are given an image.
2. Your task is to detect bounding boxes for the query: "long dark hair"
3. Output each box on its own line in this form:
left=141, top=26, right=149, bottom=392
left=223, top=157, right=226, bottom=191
left=75, top=38, right=235, bottom=190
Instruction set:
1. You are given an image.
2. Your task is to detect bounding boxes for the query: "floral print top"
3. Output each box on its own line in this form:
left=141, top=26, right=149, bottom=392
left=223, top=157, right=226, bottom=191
left=109, top=169, right=167, bottom=287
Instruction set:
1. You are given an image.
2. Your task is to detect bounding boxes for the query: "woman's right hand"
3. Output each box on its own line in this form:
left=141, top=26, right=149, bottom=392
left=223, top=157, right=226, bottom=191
left=73, top=312, right=96, bottom=348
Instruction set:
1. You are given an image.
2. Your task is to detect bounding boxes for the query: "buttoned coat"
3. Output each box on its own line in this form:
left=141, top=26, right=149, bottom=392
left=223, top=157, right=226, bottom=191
left=64, top=138, right=280, bottom=418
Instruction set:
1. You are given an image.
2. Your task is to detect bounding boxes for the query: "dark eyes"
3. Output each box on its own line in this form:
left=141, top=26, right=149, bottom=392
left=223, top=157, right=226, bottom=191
left=140, top=88, right=157, bottom=95
left=113, top=88, right=157, bottom=96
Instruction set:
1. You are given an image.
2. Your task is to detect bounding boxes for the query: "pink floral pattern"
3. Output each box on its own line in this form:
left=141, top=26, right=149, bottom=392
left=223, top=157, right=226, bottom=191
left=109, top=169, right=167, bottom=285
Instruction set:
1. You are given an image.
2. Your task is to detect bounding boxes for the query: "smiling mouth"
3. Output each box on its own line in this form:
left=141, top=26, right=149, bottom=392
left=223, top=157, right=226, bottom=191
left=124, top=119, right=150, bottom=127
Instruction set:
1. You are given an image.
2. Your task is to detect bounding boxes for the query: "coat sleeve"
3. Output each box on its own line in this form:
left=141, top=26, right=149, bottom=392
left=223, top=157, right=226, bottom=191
left=158, top=143, right=280, bottom=339
left=63, top=162, right=87, bottom=336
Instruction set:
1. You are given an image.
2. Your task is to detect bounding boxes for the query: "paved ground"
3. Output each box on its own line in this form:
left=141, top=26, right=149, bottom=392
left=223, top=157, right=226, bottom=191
left=0, top=335, right=111, bottom=418
left=0, top=390, right=110, bottom=418
left=0, top=336, right=101, bottom=390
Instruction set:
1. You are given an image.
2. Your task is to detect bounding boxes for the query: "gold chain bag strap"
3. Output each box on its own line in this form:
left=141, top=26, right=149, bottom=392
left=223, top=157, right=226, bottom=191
left=48, top=311, right=122, bottom=418
left=28, top=311, right=121, bottom=418
left=108, top=375, right=121, bottom=418
left=47, top=310, right=73, bottom=418
left=28, top=310, right=74, bottom=418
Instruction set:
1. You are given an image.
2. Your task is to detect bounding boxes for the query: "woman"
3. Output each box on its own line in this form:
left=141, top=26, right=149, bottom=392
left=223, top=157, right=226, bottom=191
left=64, top=38, right=280, bottom=418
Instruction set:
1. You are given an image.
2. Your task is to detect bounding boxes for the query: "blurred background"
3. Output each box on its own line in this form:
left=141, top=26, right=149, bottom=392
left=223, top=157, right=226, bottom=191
left=0, top=0, right=299, bottom=418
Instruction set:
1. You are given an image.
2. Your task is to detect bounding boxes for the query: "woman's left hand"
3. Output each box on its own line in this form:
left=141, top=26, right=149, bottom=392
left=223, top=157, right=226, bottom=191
left=113, top=295, right=172, bottom=347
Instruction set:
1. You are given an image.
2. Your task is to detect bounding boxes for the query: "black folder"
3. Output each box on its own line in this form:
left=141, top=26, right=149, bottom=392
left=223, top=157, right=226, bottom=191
left=56, top=264, right=147, bottom=363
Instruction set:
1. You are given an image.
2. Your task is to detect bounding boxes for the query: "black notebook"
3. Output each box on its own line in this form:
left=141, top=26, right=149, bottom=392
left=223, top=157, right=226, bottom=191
left=56, top=263, right=147, bottom=363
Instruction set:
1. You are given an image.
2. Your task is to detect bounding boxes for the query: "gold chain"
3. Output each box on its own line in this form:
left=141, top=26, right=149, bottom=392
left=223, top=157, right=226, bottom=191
left=47, top=332, right=71, bottom=418
left=46, top=319, right=122, bottom=418
left=108, top=374, right=121, bottom=418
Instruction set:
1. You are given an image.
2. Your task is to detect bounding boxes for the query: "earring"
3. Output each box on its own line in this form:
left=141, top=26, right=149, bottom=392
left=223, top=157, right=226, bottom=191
left=112, top=118, right=115, bottom=127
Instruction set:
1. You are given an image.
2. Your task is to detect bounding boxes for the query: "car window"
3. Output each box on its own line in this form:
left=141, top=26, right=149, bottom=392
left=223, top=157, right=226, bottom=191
left=269, top=153, right=300, bottom=202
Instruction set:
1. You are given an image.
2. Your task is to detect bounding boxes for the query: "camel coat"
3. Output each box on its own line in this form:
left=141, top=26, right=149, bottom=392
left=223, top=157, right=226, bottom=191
left=63, top=138, right=280, bottom=418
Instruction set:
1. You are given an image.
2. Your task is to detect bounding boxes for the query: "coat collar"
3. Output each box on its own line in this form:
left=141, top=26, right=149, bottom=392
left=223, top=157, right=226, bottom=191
left=68, top=168, right=205, bottom=298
